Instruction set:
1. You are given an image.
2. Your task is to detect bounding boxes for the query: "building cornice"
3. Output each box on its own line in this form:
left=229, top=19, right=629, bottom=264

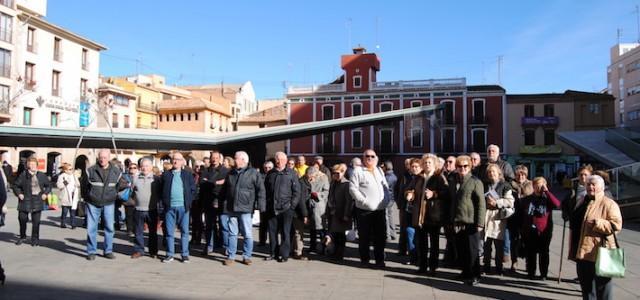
left=18, top=10, right=107, bottom=51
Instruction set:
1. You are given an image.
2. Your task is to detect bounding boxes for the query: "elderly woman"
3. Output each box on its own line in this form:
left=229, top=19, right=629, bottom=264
left=407, top=154, right=448, bottom=275
left=569, top=175, right=622, bottom=300
left=305, top=166, right=330, bottom=254
left=57, top=163, right=81, bottom=229
left=507, top=165, right=533, bottom=271
left=482, top=164, right=515, bottom=275
left=326, top=163, right=353, bottom=261
left=13, top=157, right=51, bottom=246
left=519, top=177, right=561, bottom=280
left=402, top=158, right=423, bottom=265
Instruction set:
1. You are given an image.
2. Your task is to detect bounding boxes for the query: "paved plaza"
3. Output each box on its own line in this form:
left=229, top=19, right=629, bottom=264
left=0, top=194, right=638, bottom=300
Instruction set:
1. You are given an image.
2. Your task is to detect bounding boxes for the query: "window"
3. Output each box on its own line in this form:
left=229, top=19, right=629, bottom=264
left=124, top=115, right=130, bottom=128
left=80, top=79, right=87, bottom=98
left=173, top=114, right=177, bottom=121
left=544, top=129, right=555, bottom=145
left=380, top=102, right=393, bottom=112
left=411, top=101, right=422, bottom=108
left=380, top=129, right=393, bottom=153
left=112, top=113, right=118, bottom=128
left=188, top=113, right=191, bottom=121
left=352, top=103, right=362, bottom=116
left=114, top=95, right=128, bottom=106
left=53, top=38, right=62, bottom=61
left=180, top=113, right=184, bottom=121
left=628, top=110, right=640, bottom=121
left=411, top=128, right=423, bottom=148
left=472, top=129, right=486, bottom=153
left=52, top=71, right=60, bottom=96
left=544, top=104, right=554, bottom=117
left=442, top=101, right=454, bottom=125
left=442, top=129, right=454, bottom=152
left=524, top=105, right=534, bottom=117
left=353, top=75, right=362, bottom=88
left=322, top=133, right=334, bottom=153
left=588, top=103, right=600, bottom=114
left=81, top=48, right=88, bottom=70
left=0, top=84, right=8, bottom=107
left=524, top=129, right=536, bottom=146
left=352, top=130, right=362, bottom=149
left=0, top=0, right=14, bottom=8
left=25, top=63, right=35, bottom=90
left=50, top=112, right=59, bottom=127
left=322, top=105, right=334, bottom=120
left=26, top=27, right=35, bottom=53
left=0, top=12, right=12, bottom=43
left=472, top=99, right=485, bottom=123
left=23, top=107, right=32, bottom=125
left=195, top=112, right=198, bottom=121
left=0, top=48, right=10, bottom=78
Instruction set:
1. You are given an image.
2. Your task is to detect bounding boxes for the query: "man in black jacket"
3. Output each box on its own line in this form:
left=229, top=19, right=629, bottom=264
left=200, top=151, right=228, bottom=255
left=264, top=152, right=300, bottom=262
left=219, top=151, right=266, bottom=266
left=85, top=149, right=122, bottom=260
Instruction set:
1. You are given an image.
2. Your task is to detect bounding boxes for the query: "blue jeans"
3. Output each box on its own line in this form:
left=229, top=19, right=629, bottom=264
left=503, top=227, right=511, bottom=255
left=164, top=206, right=190, bottom=258
left=86, top=202, right=115, bottom=255
left=222, top=212, right=253, bottom=260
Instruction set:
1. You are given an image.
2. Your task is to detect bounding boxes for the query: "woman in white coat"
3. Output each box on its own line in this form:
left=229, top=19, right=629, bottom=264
left=483, top=164, right=515, bottom=275
left=57, top=163, right=80, bottom=229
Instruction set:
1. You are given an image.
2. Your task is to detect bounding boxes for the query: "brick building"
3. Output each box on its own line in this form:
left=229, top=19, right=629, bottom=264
left=285, top=47, right=506, bottom=165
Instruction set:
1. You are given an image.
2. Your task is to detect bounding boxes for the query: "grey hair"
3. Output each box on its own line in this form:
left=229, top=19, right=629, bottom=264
left=139, top=157, right=153, bottom=165
left=305, top=166, right=318, bottom=175
left=587, top=175, right=605, bottom=191
left=274, top=151, right=287, bottom=160
left=263, top=161, right=274, bottom=168
left=235, top=151, right=249, bottom=162
left=487, top=144, right=500, bottom=152
left=351, top=157, right=361, bottom=166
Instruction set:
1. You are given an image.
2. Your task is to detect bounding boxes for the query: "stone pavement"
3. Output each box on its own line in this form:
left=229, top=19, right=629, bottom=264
left=0, top=194, right=638, bottom=299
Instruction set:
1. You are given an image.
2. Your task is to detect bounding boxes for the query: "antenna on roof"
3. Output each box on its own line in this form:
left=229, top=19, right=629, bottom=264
left=617, top=28, right=623, bottom=44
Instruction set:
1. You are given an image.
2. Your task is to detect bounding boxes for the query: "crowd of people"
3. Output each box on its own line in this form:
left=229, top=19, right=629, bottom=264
left=0, top=145, right=624, bottom=299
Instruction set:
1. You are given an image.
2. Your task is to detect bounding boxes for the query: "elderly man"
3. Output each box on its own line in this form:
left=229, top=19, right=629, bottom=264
left=349, top=149, right=390, bottom=268
left=130, top=158, right=161, bottom=259
left=161, top=153, right=196, bottom=263
left=220, top=151, right=266, bottom=266
left=294, top=155, right=308, bottom=178
left=479, top=145, right=514, bottom=184
left=85, top=149, right=122, bottom=260
left=258, top=160, right=274, bottom=246
left=200, top=151, right=228, bottom=255
left=264, top=152, right=300, bottom=262
left=469, top=152, right=481, bottom=177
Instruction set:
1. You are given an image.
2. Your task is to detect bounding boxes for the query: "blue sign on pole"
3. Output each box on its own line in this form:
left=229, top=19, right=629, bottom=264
left=79, top=101, right=90, bottom=127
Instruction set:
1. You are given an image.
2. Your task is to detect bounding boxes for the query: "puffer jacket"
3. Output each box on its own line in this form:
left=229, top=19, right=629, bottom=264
left=483, top=181, right=514, bottom=240
left=14, top=171, right=51, bottom=212
left=221, top=167, right=266, bottom=214
left=85, top=163, right=122, bottom=207
left=570, top=192, right=623, bottom=262
left=264, top=167, right=300, bottom=216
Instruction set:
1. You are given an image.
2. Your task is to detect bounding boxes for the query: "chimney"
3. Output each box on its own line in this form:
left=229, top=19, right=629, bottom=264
left=352, top=46, right=366, bottom=54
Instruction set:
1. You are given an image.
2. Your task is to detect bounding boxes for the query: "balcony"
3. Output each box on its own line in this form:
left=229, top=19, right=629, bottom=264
left=521, top=116, right=559, bottom=127
left=370, top=78, right=466, bottom=91
left=470, top=115, right=488, bottom=125
left=287, top=83, right=345, bottom=95
left=137, top=102, right=158, bottom=112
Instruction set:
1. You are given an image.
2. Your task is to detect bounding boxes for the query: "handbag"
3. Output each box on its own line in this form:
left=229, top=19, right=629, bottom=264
left=595, top=232, right=625, bottom=278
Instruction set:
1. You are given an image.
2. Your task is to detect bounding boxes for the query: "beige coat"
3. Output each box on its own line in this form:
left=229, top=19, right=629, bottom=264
left=483, top=182, right=514, bottom=240
left=571, top=192, right=623, bottom=262
left=57, top=172, right=80, bottom=209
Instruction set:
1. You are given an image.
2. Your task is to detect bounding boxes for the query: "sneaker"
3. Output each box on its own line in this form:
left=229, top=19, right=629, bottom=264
left=223, top=259, right=234, bottom=266
left=104, top=253, right=116, bottom=259
left=86, top=254, right=96, bottom=261
left=182, top=257, right=190, bottom=263
left=242, top=258, right=253, bottom=265
left=162, top=256, right=174, bottom=263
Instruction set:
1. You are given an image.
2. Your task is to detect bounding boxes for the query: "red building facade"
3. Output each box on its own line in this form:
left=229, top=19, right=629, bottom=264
left=286, top=48, right=506, bottom=164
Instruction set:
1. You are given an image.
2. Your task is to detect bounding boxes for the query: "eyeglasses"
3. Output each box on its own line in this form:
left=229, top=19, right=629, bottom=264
left=364, top=155, right=376, bottom=158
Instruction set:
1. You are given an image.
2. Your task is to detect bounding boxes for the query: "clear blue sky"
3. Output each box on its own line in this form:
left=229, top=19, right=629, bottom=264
left=48, top=0, right=640, bottom=99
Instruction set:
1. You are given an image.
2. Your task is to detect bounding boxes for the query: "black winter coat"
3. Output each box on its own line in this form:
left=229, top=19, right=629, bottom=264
left=221, top=167, right=266, bottom=214
left=264, top=167, right=300, bottom=216
left=295, top=178, right=310, bottom=219
left=13, top=171, right=51, bottom=212
left=85, top=163, right=122, bottom=207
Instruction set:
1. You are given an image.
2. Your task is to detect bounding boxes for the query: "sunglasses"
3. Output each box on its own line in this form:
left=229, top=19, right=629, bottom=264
left=456, top=164, right=470, bottom=168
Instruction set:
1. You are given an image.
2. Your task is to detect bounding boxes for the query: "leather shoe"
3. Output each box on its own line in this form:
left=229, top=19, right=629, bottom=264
left=15, top=238, right=24, bottom=246
left=86, top=254, right=96, bottom=261
left=31, top=239, right=39, bottom=247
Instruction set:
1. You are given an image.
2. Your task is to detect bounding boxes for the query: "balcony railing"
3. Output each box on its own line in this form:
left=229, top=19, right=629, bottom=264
left=25, top=80, right=36, bottom=91
left=137, top=102, right=158, bottom=112
left=0, top=28, right=12, bottom=43
left=521, top=116, right=559, bottom=127
left=371, top=78, right=466, bottom=91
left=287, top=83, right=345, bottom=95
left=470, top=115, right=488, bottom=125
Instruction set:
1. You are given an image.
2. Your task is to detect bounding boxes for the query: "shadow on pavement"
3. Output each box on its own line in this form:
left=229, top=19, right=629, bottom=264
left=0, top=280, right=163, bottom=300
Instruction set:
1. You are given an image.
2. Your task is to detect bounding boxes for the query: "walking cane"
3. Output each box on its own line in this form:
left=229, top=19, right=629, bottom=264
left=557, top=220, right=567, bottom=284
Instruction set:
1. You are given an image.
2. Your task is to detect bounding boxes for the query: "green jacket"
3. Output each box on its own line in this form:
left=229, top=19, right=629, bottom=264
left=447, top=173, right=485, bottom=227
